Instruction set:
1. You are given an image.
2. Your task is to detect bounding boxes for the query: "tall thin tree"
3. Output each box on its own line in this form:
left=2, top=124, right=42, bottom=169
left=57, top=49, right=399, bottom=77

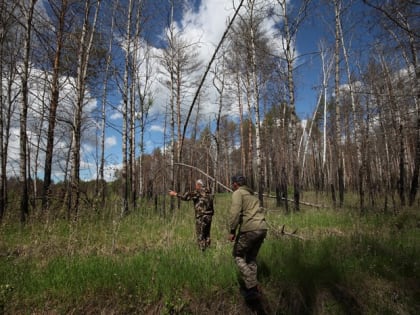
left=42, top=0, right=69, bottom=211
left=19, top=0, right=38, bottom=223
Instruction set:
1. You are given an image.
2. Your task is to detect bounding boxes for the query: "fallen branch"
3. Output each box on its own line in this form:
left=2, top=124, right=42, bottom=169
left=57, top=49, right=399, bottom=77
left=267, top=223, right=306, bottom=240
left=263, top=194, right=322, bottom=208
left=280, top=198, right=322, bottom=208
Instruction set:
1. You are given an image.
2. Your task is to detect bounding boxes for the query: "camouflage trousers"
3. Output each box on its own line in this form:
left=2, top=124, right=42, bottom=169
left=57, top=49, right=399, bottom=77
left=233, top=229, right=267, bottom=289
left=195, top=214, right=213, bottom=251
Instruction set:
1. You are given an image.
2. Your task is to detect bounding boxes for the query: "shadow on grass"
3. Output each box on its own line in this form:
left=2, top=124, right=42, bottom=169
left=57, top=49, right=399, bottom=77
left=259, top=239, right=363, bottom=315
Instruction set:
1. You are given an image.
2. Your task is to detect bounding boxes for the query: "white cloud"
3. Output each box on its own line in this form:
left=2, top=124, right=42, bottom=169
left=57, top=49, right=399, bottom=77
left=148, top=0, right=281, bottom=121
left=179, top=0, right=238, bottom=60
left=150, top=124, right=165, bottom=133
left=105, top=136, right=117, bottom=147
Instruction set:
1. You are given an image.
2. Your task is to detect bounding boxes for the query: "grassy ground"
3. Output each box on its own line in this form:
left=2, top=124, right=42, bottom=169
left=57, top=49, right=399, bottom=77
left=0, top=193, right=419, bottom=314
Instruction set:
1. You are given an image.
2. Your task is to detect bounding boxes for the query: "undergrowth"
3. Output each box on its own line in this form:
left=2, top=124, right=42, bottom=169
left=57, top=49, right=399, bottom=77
left=0, top=193, right=419, bottom=314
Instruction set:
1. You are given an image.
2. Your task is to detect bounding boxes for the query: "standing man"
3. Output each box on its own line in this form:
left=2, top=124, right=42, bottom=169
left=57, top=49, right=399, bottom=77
left=169, top=179, right=214, bottom=251
left=228, top=174, right=267, bottom=298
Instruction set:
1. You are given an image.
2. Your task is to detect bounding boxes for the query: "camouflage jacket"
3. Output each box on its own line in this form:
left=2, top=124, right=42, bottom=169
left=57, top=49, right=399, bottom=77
left=178, top=188, right=214, bottom=215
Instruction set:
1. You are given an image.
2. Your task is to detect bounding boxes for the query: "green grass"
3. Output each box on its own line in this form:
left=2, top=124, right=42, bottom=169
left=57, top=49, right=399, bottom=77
left=0, top=193, right=419, bottom=314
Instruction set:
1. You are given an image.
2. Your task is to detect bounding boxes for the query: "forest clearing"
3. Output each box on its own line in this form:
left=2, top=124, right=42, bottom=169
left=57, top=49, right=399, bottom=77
left=1, top=192, right=419, bottom=314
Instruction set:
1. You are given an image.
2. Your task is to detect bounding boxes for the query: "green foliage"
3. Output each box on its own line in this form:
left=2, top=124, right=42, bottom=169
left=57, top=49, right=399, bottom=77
left=0, top=194, right=419, bottom=314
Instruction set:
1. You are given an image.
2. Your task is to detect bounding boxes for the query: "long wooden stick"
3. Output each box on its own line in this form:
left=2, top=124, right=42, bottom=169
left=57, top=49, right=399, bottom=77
left=173, top=162, right=232, bottom=192
left=173, top=163, right=307, bottom=240
left=173, top=163, right=322, bottom=209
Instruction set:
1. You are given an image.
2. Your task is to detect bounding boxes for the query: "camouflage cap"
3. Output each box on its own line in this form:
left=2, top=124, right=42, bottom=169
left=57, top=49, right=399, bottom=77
left=196, top=179, right=204, bottom=186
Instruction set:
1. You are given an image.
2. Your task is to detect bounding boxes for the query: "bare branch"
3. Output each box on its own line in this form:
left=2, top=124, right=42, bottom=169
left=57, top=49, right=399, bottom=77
left=179, top=0, right=245, bottom=156
left=268, top=223, right=306, bottom=240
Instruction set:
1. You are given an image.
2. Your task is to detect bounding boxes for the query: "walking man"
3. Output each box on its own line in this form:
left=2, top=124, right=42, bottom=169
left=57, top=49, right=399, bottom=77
left=169, top=179, right=214, bottom=251
left=228, top=174, right=267, bottom=298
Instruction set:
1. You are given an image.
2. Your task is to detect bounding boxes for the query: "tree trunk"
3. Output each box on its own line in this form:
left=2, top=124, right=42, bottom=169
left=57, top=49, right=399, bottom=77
left=121, top=0, right=134, bottom=215
left=42, top=0, right=68, bottom=211
left=70, top=0, right=101, bottom=218
left=98, top=1, right=117, bottom=206
left=0, top=1, right=17, bottom=220
left=248, top=0, right=264, bottom=206
left=19, top=0, right=38, bottom=224
left=332, top=0, right=343, bottom=208
left=283, top=0, right=299, bottom=211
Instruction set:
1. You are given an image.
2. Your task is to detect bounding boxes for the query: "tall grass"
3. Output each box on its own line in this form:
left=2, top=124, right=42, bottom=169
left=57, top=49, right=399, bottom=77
left=0, top=193, right=419, bottom=314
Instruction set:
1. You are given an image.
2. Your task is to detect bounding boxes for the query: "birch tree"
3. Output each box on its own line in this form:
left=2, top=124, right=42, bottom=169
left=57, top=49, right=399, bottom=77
left=118, top=0, right=135, bottom=215
left=160, top=2, right=201, bottom=210
left=300, top=41, right=333, bottom=185
left=332, top=0, right=344, bottom=208
left=41, top=0, right=69, bottom=211
left=211, top=53, right=228, bottom=195
left=275, top=0, right=311, bottom=211
left=18, top=0, right=38, bottom=223
left=247, top=0, right=264, bottom=204
left=0, top=0, right=20, bottom=221
left=363, top=0, right=420, bottom=206
left=68, top=0, right=101, bottom=218
left=336, top=0, right=366, bottom=211
left=97, top=0, right=117, bottom=206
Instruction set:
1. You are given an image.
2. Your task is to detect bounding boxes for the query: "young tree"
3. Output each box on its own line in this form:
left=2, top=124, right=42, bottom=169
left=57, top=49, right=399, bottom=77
left=332, top=0, right=344, bottom=208
left=363, top=0, right=420, bottom=205
left=41, top=0, right=69, bottom=211
left=97, top=0, right=117, bottom=206
left=0, top=0, right=20, bottom=221
left=18, top=0, right=38, bottom=223
left=336, top=0, right=365, bottom=211
left=300, top=41, right=334, bottom=186
left=160, top=1, right=202, bottom=210
left=119, top=0, right=135, bottom=215
left=68, top=0, right=101, bottom=218
left=247, top=0, right=264, bottom=204
left=211, top=52, right=229, bottom=195
left=275, top=0, right=311, bottom=211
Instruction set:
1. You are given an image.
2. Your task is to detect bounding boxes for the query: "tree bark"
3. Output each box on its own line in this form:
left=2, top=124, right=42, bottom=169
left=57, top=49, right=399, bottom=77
left=42, top=0, right=68, bottom=211
left=69, top=0, right=101, bottom=218
left=19, top=0, right=38, bottom=223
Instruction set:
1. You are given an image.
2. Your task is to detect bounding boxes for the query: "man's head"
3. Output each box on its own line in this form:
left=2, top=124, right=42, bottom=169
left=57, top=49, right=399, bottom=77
left=231, top=174, right=246, bottom=190
left=195, top=179, right=204, bottom=189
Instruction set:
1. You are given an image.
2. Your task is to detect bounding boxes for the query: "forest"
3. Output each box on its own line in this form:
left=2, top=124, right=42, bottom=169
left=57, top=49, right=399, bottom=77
left=0, top=0, right=419, bottom=220
left=0, top=0, right=419, bottom=314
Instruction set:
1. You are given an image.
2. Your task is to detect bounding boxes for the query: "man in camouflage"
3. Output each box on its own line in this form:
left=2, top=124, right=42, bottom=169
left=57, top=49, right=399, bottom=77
left=228, top=174, right=267, bottom=298
left=169, top=179, right=214, bottom=251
